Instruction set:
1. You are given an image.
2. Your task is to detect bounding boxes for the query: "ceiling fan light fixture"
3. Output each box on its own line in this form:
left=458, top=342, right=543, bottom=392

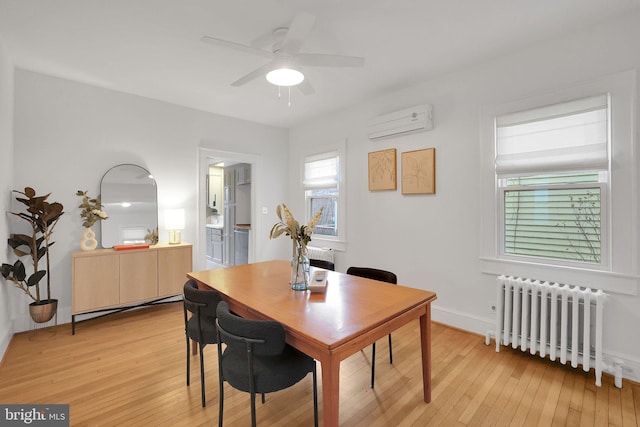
left=266, top=68, right=304, bottom=86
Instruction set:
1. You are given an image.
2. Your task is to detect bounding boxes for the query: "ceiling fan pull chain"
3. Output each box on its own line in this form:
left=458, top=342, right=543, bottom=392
left=278, top=85, right=282, bottom=99
left=288, top=86, right=292, bottom=107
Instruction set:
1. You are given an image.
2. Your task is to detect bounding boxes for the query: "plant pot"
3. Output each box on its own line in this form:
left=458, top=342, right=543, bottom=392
left=29, top=299, right=58, bottom=323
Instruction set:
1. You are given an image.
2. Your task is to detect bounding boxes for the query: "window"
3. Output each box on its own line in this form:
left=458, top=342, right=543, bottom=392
left=480, top=70, right=638, bottom=295
left=496, top=95, right=608, bottom=267
left=501, top=173, right=604, bottom=264
left=304, top=152, right=339, bottom=237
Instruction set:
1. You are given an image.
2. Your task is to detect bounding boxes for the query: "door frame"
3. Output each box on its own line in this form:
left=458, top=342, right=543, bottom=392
left=197, top=147, right=262, bottom=271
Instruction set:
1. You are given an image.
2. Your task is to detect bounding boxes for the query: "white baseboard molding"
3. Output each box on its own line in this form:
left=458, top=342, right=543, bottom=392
left=432, top=305, right=640, bottom=384
left=431, top=305, right=494, bottom=336
left=603, top=350, right=640, bottom=384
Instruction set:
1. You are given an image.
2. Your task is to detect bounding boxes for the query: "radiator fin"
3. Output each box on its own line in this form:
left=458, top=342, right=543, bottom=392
left=493, top=275, right=607, bottom=387
left=307, top=246, right=334, bottom=263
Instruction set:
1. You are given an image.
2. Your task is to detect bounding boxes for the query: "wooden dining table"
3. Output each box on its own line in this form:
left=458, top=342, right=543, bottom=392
left=187, top=260, right=437, bottom=426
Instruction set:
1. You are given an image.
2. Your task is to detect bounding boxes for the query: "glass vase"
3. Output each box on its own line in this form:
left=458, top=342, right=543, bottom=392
left=291, top=243, right=310, bottom=291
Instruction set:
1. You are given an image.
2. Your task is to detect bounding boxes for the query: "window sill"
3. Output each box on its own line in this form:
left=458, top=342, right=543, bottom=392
left=480, top=257, right=638, bottom=295
left=309, top=237, right=346, bottom=252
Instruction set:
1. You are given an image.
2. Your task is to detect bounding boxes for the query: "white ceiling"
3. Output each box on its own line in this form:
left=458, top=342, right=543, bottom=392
left=1, top=0, right=639, bottom=128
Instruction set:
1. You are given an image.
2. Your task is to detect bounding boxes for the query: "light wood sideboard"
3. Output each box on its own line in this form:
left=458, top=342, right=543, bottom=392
left=72, top=243, right=192, bottom=333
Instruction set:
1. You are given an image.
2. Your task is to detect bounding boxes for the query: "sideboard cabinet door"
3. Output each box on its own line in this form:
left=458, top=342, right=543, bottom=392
left=158, top=245, right=193, bottom=297
left=119, top=250, right=158, bottom=304
left=72, top=253, right=119, bottom=313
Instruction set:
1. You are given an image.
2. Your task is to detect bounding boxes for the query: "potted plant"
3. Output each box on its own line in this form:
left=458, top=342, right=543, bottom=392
left=1, top=187, right=64, bottom=323
left=269, top=203, right=322, bottom=290
left=76, top=190, right=107, bottom=250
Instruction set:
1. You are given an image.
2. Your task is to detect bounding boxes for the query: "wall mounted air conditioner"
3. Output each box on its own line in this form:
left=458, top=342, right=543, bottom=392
left=368, top=104, right=433, bottom=140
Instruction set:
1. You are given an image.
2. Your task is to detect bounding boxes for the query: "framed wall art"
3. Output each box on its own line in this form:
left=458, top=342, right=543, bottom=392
left=402, top=148, right=436, bottom=194
left=368, top=148, right=397, bottom=191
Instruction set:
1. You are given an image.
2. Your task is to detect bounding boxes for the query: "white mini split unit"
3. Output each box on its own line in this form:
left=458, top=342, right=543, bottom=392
left=368, top=104, right=434, bottom=140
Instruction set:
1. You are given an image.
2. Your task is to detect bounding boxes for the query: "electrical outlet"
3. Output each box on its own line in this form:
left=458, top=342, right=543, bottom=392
left=490, top=303, right=497, bottom=313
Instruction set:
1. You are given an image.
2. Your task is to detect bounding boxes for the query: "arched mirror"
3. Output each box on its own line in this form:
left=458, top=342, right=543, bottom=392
left=100, top=164, right=158, bottom=248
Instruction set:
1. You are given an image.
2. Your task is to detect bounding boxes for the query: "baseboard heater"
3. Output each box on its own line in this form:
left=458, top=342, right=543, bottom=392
left=485, top=275, right=622, bottom=388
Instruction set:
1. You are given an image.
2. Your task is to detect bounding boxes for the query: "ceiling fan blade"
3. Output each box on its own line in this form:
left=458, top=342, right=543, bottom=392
left=201, top=35, right=273, bottom=59
left=297, top=78, right=315, bottom=95
left=250, top=31, right=276, bottom=49
left=281, top=12, right=316, bottom=54
left=231, top=61, right=275, bottom=87
left=296, top=53, right=365, bottom=68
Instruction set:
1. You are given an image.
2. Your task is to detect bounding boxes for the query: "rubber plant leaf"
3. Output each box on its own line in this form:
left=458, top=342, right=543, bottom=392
left=13, top=260, right=26, bottom=282
left=27, top=270, right=47, bottom=287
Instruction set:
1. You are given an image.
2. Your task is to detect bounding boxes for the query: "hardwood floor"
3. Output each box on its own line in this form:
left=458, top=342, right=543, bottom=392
left=1, top=302, right=638, bottom=426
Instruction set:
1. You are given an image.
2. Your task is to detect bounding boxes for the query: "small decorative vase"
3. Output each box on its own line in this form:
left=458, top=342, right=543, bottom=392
left=80, top=227, right=98, bottom=251
left=291, top=243, right=310, bottom=291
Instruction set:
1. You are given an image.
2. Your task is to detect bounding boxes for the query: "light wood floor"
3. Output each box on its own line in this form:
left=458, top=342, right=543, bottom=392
left=1, top=302, right=638, bottom=426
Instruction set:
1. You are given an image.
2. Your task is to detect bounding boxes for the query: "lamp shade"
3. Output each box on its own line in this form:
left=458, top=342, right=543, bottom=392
left=266, top=68, right=304, bottom=86
left=165, top=209, right=185, bottom=230
left=165, top=208, right=185, bottom=245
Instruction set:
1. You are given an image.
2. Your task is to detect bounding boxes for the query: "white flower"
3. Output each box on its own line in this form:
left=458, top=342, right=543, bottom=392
left=93, top=209, right=108, bottom=219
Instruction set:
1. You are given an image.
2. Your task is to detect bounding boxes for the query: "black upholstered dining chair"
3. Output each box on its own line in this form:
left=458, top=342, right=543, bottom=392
left=216, top=301, right=318, bottom=427
left=309, top=258, right=335, bottom=271
left=346, top=266, right=398, bottom=388
left=183, top=279, right=223, bottom=407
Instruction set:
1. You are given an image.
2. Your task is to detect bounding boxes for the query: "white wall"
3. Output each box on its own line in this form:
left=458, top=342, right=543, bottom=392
left=289, top=11, right=640, bottom=381
left=0, top=37, right=14, bottom=359
left=10, top=70, right=290, bottom=332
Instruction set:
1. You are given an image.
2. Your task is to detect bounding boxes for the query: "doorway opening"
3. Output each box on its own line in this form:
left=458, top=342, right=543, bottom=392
left=197, top=148, right=260, bottom=271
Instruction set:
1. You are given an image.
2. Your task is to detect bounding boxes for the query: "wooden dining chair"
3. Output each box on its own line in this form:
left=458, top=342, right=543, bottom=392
left=183, top=279, right=223, bottom=407
left=346, top=266, right=398, bottom=388
left=216, top=301, right=318, bottom=427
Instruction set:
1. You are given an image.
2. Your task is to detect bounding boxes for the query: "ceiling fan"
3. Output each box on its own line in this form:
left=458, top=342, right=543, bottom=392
left=200, top=12, right=365, bottom=95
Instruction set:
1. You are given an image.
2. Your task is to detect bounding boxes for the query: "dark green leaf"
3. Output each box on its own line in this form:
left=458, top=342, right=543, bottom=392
left=13, top=260, right=26, bottom=281
left=1, top=263, right=13, bottom=278
left=27, top=270, right=46, bottom=287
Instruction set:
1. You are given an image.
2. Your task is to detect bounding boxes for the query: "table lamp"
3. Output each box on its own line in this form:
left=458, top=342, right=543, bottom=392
left=165, top=209, right=185, bottom=244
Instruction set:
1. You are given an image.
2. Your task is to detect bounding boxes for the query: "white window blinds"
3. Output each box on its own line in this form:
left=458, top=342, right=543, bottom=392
left=303, top=152, right=339, bottom=189
left=495, top=94, right=608, bottom=175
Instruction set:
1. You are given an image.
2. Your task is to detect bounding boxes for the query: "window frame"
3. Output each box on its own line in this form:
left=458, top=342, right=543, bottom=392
left=497, top=175, right=609, bottom=269
left=480, top=70, right=638, bottom=295
left=304, top=151, right=339, bottom=237
left=301, top=145, right=346, bottom=250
